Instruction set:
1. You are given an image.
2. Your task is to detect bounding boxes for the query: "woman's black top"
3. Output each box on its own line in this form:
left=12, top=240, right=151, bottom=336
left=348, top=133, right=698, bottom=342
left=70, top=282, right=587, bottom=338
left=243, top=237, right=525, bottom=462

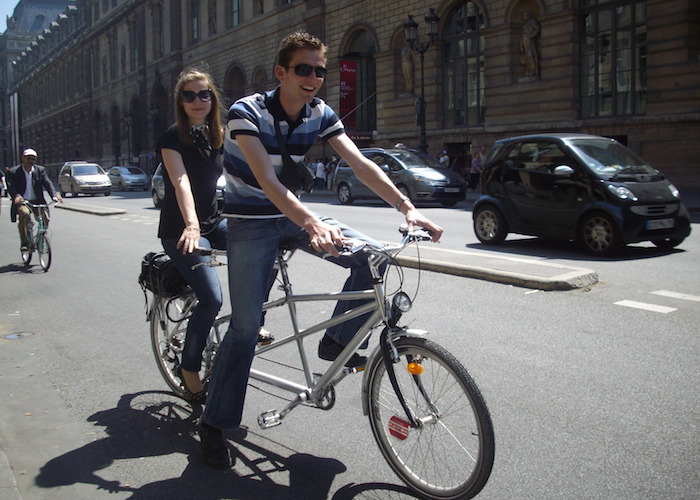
left=156, top=125, right=223, bottom=239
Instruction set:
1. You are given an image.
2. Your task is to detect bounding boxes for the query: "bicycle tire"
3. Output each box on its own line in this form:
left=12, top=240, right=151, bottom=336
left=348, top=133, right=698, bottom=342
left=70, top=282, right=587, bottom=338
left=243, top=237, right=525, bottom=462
left=38, top=234, right=51, bottom=271
left=149, top=292, right=211, bottom=398
left=365, top=337, right=495, bottom=500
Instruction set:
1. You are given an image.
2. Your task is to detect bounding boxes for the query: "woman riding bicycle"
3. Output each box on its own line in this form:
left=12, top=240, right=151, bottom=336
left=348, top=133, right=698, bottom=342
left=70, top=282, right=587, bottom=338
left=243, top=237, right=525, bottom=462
left=157, top=69, right=276, bottom=403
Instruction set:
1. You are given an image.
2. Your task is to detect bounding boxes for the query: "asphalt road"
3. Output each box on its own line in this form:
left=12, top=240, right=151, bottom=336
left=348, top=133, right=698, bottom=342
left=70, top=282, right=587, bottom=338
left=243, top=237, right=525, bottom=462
left=1, top=192, right=698, bottom=500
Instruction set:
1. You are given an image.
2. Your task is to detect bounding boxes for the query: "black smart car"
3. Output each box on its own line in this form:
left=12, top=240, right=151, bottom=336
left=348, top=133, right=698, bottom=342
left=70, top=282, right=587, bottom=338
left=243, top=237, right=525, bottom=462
left=472, top=134, right=691, bottom=256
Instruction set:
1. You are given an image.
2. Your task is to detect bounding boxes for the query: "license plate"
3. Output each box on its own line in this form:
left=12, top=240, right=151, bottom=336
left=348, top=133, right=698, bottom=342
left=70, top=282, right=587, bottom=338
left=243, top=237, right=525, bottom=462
left=444, top=187, right=460, bottom=193
left=647, top=218, right=674, bottom=230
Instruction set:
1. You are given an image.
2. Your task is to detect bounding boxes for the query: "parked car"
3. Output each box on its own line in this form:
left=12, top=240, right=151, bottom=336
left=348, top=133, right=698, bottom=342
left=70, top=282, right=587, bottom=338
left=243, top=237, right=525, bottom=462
left=332, top=148, right=466, bottom=207
left=151, top=162, right=225, bottom=209
left=58, top=162, right=111, bottom=197
left=107, top=166, right=148, bottom=191
left=472, top=133, right=691, bottom=255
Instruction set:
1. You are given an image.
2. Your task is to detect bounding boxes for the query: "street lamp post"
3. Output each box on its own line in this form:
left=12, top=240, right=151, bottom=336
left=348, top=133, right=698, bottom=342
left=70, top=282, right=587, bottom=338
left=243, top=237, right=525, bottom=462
left=122, top=111, right=132, bottom=164
left=403, top=8, right=440, bottom=153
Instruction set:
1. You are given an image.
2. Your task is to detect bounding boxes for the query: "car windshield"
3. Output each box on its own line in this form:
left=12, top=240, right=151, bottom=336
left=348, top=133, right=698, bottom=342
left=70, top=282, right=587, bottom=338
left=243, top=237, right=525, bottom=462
left=389, top=150, right=436, bottom=169
left=126, top=167, right=143, bottom=175
left=569, top=139, right=657, bottom=178
left=73, top=165, right=104, bottom=175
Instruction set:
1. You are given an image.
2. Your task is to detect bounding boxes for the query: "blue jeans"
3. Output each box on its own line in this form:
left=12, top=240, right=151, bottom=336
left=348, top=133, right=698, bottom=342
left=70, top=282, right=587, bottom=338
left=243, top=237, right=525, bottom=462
left=202, top=215, right=383, bottom=430
left=162, top=219, right=227, bottom=373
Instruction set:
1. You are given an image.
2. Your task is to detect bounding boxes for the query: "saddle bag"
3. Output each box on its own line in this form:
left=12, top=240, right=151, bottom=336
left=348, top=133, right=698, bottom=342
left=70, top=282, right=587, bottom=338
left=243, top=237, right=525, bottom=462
left=138, top=251, right=190, bottom=298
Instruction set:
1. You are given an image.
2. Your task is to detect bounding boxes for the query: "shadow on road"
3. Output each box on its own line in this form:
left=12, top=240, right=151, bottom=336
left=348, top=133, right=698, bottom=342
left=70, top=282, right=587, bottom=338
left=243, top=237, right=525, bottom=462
left=33, top=391, right=411, bottom=499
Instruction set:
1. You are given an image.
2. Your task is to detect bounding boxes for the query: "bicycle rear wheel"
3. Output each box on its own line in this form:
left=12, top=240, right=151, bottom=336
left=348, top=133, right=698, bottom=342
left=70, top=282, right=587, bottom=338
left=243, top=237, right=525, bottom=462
left=365, top=337, right=494, bottom=500
left=38, top=233, right=51, bottom=271
left=149, top=292, right=213, bottom=398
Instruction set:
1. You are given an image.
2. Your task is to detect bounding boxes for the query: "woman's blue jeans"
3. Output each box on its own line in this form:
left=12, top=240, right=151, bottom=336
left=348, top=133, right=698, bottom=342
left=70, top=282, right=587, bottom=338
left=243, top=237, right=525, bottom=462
left=161, top=219, right=226, bottom=373
left=202, top=215, right=383, bottom=430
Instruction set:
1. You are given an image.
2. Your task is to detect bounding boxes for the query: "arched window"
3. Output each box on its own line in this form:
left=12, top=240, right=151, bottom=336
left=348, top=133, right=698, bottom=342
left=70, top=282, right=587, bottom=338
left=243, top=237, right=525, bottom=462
left=580, top=0, right=646, bottom=117
left=223, top=65, right=246, bottom=109
left=443, top=1, right=485, bottom=127
left=252, top=68, right=266, bottom=94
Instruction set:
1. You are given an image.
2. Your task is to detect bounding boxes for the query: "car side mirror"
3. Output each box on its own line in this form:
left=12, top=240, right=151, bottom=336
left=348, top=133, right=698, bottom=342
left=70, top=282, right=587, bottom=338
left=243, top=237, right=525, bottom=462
left=553, top=165, right=574, bottom=177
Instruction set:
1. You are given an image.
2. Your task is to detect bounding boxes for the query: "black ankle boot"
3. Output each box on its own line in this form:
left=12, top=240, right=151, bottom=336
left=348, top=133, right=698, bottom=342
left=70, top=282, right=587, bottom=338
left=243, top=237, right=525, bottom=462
left=198, top=422, right=232, bottom=469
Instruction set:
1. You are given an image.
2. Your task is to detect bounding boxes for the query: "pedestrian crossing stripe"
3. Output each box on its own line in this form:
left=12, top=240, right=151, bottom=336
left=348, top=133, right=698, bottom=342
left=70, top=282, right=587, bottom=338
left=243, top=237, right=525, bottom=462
left=614, top=300, right=677, bottom=314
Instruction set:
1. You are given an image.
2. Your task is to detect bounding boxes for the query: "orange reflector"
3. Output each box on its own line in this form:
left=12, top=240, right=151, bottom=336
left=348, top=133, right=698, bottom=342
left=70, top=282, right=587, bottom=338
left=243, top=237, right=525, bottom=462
left=407, top=362, right=423, bottom=375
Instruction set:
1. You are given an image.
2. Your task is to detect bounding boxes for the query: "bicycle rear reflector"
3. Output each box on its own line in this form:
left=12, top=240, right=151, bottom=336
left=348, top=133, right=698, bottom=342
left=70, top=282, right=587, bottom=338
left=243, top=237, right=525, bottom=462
left=388, top=415, right=411, bottom=440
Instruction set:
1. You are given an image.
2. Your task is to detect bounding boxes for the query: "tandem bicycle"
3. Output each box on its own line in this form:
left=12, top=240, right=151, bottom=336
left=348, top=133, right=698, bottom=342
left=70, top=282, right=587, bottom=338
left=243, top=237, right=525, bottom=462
left=20, top=200, right=55, bottom=271
left=146, top=228, right=495, bottom=500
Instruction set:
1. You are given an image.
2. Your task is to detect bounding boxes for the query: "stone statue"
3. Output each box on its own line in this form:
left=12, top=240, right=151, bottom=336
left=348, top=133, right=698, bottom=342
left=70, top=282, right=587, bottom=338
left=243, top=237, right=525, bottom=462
left=401, top=43, right=415, bottom=94
left=520, top=11, right=541, bottom=78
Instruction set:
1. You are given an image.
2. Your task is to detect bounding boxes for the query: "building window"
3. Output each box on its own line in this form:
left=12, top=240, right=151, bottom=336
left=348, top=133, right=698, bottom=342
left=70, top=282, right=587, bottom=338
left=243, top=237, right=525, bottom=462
left=153, top=4, right=164, bottom=58
left=130, top=23, right=138, bottom=71
left=226, top=0, right=241, bottom=28
left=581, top=0, right=647, bottom=117
left=191, top=0, right=200, bottom=43
left=443, top=1, right=485, bottom=127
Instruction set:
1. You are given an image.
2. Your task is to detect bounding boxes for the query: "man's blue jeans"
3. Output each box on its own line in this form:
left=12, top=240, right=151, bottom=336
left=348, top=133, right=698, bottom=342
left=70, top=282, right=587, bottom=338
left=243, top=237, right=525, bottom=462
left=202, top=215, right=383, bottom=430
left=162, top=219, right=226, bottom=373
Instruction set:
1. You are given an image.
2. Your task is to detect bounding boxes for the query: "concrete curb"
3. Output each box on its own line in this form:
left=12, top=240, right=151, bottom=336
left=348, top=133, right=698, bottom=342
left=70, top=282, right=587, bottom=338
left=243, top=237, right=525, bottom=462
left=55, top=203, right=126, bottom=216
left=395, top=248, right=598, bottom=291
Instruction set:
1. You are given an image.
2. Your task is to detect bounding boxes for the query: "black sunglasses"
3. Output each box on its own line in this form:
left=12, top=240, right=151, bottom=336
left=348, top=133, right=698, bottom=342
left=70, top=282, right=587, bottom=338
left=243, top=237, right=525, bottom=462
left=181, top=89, right=213, bottom=103
left=288, top=64, right=327, bottom=79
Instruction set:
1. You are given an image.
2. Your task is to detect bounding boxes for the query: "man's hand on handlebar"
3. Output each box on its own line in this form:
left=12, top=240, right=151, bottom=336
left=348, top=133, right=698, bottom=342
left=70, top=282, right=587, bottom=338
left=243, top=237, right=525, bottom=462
left=403, top=207, right=443, bottom=243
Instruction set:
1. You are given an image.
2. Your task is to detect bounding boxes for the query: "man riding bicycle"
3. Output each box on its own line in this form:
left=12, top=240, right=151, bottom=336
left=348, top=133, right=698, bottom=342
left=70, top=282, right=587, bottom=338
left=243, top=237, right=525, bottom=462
left=7, top=148, right=62, bottom=251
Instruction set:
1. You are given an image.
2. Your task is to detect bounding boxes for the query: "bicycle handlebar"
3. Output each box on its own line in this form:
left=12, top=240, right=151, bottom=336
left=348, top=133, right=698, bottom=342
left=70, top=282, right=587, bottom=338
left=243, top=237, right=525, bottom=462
left=23, top=200, right=57, bottom=209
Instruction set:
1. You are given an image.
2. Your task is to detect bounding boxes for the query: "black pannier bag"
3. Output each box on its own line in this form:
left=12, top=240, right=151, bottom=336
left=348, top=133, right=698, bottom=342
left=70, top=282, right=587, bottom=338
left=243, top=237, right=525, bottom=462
left=138, top=251, right=190, bottom=298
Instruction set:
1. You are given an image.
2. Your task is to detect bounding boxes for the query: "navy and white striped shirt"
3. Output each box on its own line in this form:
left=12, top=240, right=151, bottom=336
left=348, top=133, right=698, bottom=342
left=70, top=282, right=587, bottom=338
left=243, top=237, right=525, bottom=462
left=223, top=86, right=344, bottom=217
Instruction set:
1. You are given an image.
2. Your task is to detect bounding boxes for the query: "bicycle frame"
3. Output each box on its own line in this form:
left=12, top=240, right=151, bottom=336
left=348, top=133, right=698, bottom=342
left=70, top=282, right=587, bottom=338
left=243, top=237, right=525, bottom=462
left=200, top=233, right=429, bottom=428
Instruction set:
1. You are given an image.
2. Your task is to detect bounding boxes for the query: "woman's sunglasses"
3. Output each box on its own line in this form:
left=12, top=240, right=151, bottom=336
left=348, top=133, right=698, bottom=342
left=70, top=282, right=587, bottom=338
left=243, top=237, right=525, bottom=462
left=181, top=89, right=213, bottom=103
left=288, top=64, right=327, bottom=79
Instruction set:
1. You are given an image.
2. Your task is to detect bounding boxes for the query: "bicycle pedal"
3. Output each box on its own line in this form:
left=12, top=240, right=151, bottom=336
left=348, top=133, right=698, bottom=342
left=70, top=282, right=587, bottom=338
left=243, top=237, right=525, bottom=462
left=258, top=410, right=282, bottom=429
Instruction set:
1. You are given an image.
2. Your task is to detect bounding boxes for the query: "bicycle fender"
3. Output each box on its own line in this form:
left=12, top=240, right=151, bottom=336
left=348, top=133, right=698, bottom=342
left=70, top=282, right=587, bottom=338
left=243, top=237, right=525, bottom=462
left=361, top=328, right=429, bottom=416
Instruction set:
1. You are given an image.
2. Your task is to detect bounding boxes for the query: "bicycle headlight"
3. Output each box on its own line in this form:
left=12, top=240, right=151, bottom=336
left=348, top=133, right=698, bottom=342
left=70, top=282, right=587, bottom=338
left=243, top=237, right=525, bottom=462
left=392, top=292, right=412, bottom=313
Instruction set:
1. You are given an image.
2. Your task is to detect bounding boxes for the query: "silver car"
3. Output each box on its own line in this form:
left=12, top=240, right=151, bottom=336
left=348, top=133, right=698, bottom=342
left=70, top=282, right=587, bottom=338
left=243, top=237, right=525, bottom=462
left=151, top=162, right=225, bottom=209
left=58, top=162, right=111, bottom=197
left=332, top=148, right=466, bottom=207
left=107, top=166, right=148, bottom=191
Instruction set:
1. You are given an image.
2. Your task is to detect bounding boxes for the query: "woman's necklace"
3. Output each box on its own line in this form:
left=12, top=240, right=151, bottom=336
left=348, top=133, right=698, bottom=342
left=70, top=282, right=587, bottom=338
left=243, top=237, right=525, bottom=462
left=189, top=123, right=211, bottom=151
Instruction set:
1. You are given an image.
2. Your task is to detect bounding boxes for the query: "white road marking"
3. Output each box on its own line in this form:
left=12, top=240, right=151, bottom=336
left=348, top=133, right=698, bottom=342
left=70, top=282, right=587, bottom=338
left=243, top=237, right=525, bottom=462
left=650, top=290, right=700, bottom=302
left=614, top=300, right=677, bottom=314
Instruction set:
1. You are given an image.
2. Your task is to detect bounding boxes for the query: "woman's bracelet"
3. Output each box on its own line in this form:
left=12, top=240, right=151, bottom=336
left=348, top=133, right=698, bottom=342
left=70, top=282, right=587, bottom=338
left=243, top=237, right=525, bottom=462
left=184, top=226, right=200, bottom=233
left=394, top=195, right=410, bottom=212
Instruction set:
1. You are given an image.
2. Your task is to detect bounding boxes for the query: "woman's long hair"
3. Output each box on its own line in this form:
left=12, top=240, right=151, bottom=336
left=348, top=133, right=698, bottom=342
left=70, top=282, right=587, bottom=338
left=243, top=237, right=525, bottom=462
left=173, top=68, right=224, bottom=149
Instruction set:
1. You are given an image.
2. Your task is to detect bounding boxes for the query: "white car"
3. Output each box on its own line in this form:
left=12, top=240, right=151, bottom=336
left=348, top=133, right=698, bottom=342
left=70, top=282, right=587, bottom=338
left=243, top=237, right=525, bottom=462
left=58, top=162, right=111, bottom=197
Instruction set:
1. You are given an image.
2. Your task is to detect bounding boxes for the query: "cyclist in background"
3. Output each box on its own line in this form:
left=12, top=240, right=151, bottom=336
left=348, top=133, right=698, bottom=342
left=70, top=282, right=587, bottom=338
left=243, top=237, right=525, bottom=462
left=7, top=148, right=62, bottom=252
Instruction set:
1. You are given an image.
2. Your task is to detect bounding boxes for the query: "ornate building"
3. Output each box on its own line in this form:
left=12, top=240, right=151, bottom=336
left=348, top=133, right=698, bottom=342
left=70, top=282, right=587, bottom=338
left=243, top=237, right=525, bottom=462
left=6, top=0, right=700, bottom=193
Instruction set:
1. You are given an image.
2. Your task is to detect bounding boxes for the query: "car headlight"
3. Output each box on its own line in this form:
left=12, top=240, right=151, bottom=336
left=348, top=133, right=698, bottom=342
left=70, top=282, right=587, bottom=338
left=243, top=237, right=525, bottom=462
left=607, top=184, right=638, bottom=201
left=75, top=178, right=85, bottom=184
left=668, top=183, right=680, bottom=199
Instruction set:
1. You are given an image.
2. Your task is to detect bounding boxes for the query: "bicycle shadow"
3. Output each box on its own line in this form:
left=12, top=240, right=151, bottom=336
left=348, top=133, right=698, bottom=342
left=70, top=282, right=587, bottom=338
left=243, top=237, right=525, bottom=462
left=33, top=390, right=364, bottom=499
left=0, top=263, right=40, bottom=274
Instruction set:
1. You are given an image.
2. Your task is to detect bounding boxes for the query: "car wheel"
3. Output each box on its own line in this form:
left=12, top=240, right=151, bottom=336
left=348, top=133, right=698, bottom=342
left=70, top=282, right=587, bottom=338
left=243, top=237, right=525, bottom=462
left=60, top=188, right=66, bottom=197
left=104, top=191, right=111, bottom=196
left=337, top=183, right=353, bottom=205
left=474, top=205, right=508, bottom=244
left=397, top=185, right=411, bottom=199
left=651, top=237, right=684, bottom=249
left=71, top=185, right=78, bottom=197
left=578, top=212, right=622, bottom=256
left=152, top=190, right=162, bottom=208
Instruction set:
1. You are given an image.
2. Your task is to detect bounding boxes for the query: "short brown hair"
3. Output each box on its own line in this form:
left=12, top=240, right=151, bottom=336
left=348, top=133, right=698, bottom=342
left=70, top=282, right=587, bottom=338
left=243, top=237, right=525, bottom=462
left=277, top=31, right=327, bottom=69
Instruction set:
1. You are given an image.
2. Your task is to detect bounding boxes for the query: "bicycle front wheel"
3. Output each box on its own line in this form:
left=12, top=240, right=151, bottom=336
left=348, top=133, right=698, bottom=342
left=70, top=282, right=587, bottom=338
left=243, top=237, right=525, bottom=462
left=366, top=337, right=494, bottom=500
left=38, top=234, right=51, bottom=271
left=149, top=292, right=204, bottom=398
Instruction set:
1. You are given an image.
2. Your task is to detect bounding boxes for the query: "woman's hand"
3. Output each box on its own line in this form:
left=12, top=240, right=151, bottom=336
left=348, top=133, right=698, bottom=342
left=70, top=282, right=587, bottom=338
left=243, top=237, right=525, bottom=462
left=177, top=226, right=201, bottom=254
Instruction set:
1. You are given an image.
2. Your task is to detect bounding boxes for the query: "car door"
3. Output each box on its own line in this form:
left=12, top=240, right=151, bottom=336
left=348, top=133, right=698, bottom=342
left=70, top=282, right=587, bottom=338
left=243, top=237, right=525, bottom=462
left=502, top=141, right=582, bottom=237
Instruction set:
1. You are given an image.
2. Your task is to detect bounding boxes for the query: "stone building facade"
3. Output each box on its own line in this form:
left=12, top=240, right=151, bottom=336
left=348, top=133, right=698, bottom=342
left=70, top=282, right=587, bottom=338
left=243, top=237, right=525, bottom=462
left=7, top=0, right=700, bottom=193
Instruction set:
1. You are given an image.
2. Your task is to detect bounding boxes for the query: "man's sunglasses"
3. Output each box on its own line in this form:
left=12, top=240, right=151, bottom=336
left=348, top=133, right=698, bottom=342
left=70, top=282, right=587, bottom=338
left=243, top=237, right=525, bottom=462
left=181, top=89, right=213, bottom=103
left=288, top=64, right=327, bottom=79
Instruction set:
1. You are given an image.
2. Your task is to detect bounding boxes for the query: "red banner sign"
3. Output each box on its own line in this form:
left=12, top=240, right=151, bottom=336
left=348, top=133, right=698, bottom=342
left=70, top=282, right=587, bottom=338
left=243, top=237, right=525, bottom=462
left=339, top=59, right=357, bottom=128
